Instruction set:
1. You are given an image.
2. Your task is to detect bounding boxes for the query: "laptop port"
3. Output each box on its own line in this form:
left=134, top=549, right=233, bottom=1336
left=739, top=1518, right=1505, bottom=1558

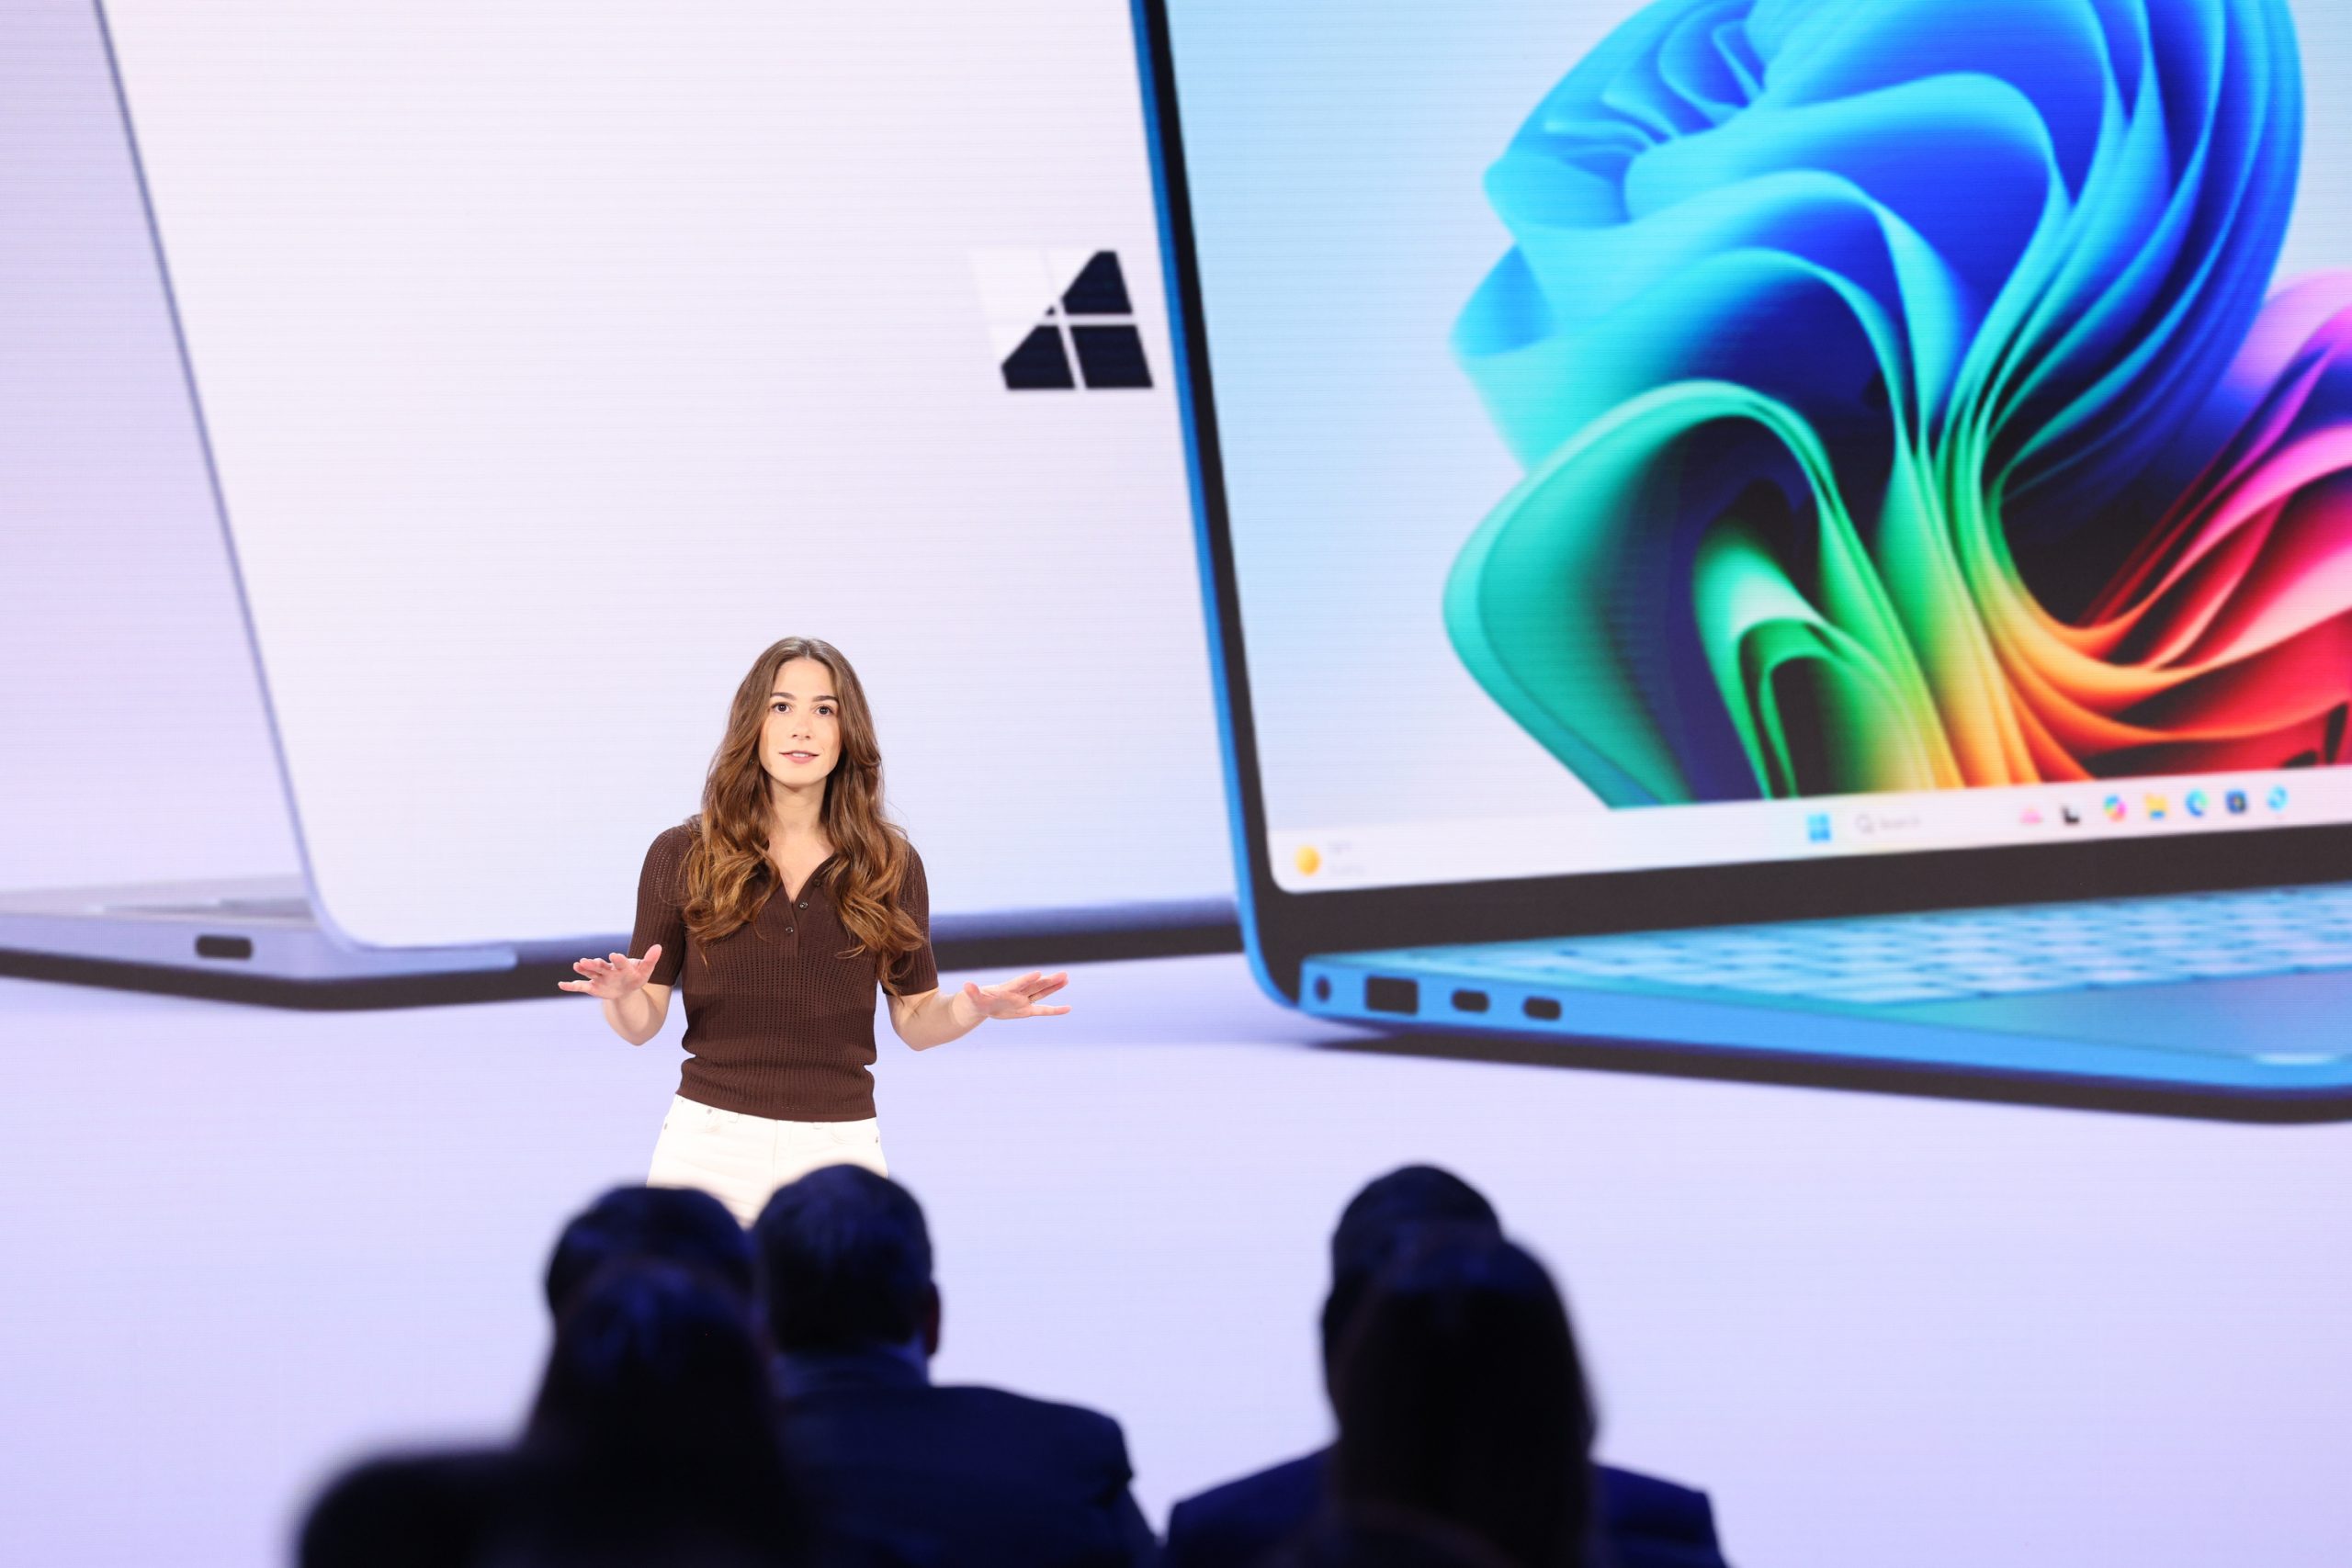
left=1312, top=976, right=1332, bottom=1002
left=1364, top=976, right=1419, bottom=1015
left=1521, top=996, right=1562, bottom=1021
left=195, top=934, right=254, bottom=961
left=1451, top=988, right=1490, bottom=1013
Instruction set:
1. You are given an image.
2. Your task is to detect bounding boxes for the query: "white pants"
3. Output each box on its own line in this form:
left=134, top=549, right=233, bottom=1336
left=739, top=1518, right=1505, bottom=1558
left=645, top=1096, right=889, bottom=1226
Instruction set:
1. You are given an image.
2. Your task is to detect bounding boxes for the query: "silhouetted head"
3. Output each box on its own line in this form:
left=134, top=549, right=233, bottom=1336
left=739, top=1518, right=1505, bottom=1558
left=528, top=1259, right=779, bottom=1469
left=519, top=1258, right=800, bottom=1564
left=1329, top=1233, right=1595, bottom=1568
left=752, top=1165, right=940, bottom=1356
left=544, top=1185, right=756, bottom=1317
left=1322, top=1167, right=1502, bottom=1378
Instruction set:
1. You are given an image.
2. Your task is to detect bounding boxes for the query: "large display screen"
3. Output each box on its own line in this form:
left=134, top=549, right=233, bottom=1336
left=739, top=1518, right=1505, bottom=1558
left=1161, top=0, right=2352, bottom=894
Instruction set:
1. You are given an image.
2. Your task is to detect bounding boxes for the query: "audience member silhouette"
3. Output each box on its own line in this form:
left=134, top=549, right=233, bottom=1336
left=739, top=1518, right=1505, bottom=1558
left=518, top=1258, right=804, bottom=1564
left=752, top=1165, right=1158, bottom=1568
left=300, top=1258, right=804, bottom=1568
left=1164, top=1167, right=1726, bottom=1568
left=1327, top=1233, right=1593, bottom=1568
left=302, top=1168, right=1725, bottom=1568
left=543, top=1183, right=755, bottom=1316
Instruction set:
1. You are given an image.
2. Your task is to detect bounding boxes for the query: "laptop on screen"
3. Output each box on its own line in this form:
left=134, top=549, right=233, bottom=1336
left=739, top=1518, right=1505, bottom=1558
left=1136, top=0, right=2352, bottom=1099
left=4, top=0, right=1233, bottom=994
left=0, top=0, right=517, bottom=987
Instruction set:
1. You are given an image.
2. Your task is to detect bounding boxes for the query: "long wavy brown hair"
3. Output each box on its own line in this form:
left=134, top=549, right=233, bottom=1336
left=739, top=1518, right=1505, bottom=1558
left=680, top=637, right=927, bottom=988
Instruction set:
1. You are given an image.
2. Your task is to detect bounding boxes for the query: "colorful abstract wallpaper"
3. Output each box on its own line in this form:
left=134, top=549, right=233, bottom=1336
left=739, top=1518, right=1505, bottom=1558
left=1446, top=0, right=2352, bottom=806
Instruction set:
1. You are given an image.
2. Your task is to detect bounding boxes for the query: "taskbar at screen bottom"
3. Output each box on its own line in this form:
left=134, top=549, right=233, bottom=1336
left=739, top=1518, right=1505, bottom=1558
left=1269, top=769, right=2343, bottom=895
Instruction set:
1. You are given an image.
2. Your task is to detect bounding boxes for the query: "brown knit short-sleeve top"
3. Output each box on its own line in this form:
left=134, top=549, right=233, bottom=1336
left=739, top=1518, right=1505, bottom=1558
left=629, top=824, right=938, bottom=1122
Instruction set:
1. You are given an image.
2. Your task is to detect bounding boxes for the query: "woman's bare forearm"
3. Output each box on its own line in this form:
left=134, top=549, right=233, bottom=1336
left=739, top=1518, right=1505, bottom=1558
left=891, top=987, right=980, bottom=1051
left=602, top=984, right=670, bottom=1045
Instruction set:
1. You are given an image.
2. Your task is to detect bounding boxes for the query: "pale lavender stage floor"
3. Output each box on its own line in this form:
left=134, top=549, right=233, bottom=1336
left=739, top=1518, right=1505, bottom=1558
left=3, top=953, right=2347, bottom=1567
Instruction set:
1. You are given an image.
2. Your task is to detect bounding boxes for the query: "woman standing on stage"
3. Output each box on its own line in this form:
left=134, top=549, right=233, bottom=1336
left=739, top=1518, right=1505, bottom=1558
left=562, top=636, right=1069, bottom=1224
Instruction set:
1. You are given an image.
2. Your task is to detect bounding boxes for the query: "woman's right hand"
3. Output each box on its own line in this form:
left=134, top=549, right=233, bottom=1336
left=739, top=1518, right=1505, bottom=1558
left=559, top=944, right=662, bottom=998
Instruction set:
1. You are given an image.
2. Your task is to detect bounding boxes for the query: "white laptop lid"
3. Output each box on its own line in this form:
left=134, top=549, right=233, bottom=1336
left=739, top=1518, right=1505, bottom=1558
left=99, top=0, right=1229, bottom=950
left=0, top=0, right=296, bottom=897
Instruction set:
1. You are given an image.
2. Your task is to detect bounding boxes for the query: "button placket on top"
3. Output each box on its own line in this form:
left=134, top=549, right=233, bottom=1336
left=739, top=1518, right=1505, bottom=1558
left=775, top=880, right=806, bottom=952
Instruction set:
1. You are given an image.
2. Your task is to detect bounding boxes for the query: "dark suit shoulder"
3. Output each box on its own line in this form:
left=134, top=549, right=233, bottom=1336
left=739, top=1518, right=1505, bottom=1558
left=781, top=1381, right=1150, bottom=1568
left=785, top=1380, right=1133, bottom=1488
left=1597, top=1464, right=1724, bottom=1563
left=1171, top=1450, right=1322, bottom=1526
left=929, top=1382, right=1133, bottom=1471
left=1165, top=1450, right=1323, bottom=1568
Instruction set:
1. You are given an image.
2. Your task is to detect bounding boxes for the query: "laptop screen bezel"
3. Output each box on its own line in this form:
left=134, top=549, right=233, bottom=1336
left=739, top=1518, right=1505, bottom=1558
left=1130, top=0, right=2352, bottom=1000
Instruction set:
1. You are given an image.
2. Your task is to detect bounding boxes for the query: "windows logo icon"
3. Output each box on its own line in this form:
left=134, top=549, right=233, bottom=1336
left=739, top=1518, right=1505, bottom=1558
left=972, top=250, right=1153, bottom=391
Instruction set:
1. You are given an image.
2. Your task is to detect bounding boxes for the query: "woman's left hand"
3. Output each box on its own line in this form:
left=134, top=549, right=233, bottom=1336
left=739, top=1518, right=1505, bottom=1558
left=956, top=970, right=1072, bottom=1024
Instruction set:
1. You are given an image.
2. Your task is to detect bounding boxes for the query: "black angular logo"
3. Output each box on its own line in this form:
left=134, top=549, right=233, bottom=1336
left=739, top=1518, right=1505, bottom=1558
left=974, top=250, right=1153, bottom=392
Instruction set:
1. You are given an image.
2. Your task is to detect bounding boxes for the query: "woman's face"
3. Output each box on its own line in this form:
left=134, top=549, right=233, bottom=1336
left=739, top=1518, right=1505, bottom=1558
left=759, top=657, right=842, bottom=790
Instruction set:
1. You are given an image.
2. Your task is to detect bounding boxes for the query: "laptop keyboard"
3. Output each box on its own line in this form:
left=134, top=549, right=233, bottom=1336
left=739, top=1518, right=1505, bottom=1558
left=1487, top=885, right=2352, bottom=1005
